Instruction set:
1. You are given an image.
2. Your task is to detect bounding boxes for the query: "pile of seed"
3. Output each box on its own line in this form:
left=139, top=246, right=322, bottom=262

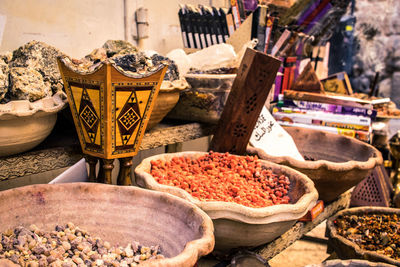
left=0, top=223, right=164, bottom=266
left=150, top=151, right=291, bottom=208
left=334, top=214, right=400, bottom=261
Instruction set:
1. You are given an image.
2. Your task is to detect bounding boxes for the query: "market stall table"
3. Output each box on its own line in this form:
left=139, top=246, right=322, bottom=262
left=0, top=119, right=215, bottom=190
left=198, top=190, right=352, bottom=266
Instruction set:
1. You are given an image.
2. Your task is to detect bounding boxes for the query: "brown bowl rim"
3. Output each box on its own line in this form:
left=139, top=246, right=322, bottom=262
left=247, top=127, right=383, bottom=173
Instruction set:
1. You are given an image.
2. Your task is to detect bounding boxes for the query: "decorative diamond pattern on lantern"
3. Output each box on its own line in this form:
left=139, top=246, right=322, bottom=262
left=117, top=90, right=142, bottom=146
left=78, top=88, right=99, bottom=144
left=118, top=107, right=140, bottom=131
left=80, top=105, right=98, bottom=129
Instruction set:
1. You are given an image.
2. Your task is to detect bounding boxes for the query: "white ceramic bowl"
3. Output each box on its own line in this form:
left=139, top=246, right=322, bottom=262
left=134, top=151, right=318, bottom=251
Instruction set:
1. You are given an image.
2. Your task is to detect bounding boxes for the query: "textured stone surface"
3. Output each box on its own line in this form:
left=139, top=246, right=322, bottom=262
left=151, top=54, right=179, bottom=81
left=102, top=39, right=137, bottom=57
left=0, top=58, right=9, bottom=103
left=10, top=40, right=65, bottom=95
left=9, top=67, right=51, bottom=101
left=351, top=0, right=400, bottom=103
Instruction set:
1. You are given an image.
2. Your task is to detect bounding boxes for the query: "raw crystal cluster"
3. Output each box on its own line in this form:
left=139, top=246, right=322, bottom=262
left=0, top=223, right=164, bottom=266
left=0, top=39, right=179, bottom=104
left=63, top=41, right=178, bottom=82
left=0, top=41, right=65, bottom=103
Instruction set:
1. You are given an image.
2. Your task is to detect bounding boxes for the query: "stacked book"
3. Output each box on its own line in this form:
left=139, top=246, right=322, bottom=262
left=272, top=94, right=376, bottom=143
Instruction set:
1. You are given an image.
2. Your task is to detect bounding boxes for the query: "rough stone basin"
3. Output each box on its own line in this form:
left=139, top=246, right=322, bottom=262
left=0, top=183, right=215, bottom=267
left=134, top=151, right=318, bottom=251
left=247, top=127, right=383, bottom=202
left=326, top=207, right=400, bottom=266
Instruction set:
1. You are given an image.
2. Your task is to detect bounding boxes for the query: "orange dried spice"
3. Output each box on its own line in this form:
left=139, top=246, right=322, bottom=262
left=150, top=151, right=290, bottom=208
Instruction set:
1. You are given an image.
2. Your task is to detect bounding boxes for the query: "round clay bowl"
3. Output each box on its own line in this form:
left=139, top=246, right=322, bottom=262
left=326, top=207, right=400, bottom=266
left=0, top=92, right=67, bottom=157
left=0, top=183, right=215, bottom=267
left=147, top=80, right=188, bottom=130
left=134, top=151, right=318, bottom=251
left=247, top=127, right=383, bottom=202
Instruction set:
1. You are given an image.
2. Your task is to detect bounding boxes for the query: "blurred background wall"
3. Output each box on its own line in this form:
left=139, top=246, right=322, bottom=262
left=0, top=0, right=228, bottom=58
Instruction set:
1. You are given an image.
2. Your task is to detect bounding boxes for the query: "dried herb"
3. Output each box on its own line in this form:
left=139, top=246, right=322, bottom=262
left=334, top=214, right=400, bottom=261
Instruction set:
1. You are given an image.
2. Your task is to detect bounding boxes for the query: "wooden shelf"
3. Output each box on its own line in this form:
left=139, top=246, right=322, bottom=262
left=0, top=118, right=215, bottom=183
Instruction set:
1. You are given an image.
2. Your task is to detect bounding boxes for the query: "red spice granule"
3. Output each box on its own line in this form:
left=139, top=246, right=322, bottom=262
left=150, top=151, right=291, bottom=208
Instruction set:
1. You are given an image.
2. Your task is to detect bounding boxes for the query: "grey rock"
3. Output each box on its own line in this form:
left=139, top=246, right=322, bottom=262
left=85, top=47, right=107, bottom=63
left=10, top=40, right=65, bottom=95
left=0, top=58, right=9, bottom=103
left=9, top=67, right=51, bottom=101
left=102, top=40, right=137, bottom=58
left=151, top=54, right=179, bottom=81
left=0, top=51, right=12, bottom=64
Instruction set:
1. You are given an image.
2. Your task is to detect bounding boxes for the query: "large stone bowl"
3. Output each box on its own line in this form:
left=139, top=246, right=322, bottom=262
left=0, top=183, right=215, bottom=267
left=134, top=151, right=318, bottom=251
left=247, top=127, right=383, bottom=202
left=0, top=91, right=67, bottom=157
left=326, top=207, right=400, bottom=266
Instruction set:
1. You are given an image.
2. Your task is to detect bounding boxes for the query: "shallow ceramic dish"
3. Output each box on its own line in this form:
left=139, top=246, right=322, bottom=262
left=326, top=207, right=400, bottom=266
left=147, top=79, right=189, bottom=130
left=0, top=91, right=67, bottom=157
left=0, top=183, right=214, bottom=267
left=134, top=151, right=318, bottom=251
left=247, top=127, right=383, bottom=202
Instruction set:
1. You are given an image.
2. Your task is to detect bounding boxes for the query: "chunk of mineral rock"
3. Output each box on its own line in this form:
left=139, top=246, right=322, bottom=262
left=102, top=40, right=137, bottom=58
left=0, top=58, right=9, bottom=103
left=10, top=40, right=65, bottom=95
left=151, top=54, right=179, bottom=81
left=9, top=67, right=51, bottom=102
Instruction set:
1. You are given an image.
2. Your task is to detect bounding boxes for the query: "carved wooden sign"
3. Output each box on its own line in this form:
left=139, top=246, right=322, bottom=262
left=210, top=48, right=281, bottom=154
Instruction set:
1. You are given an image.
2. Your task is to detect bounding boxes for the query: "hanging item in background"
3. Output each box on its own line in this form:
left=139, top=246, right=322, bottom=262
left=250, top=106, right=304, bottom=161
left=251, top=5, right=268, bottom=52
left=310, top=43, right=330, bottom=79
left=178, top=4, right=194, bottom=48
left=264, top=15, right=279, bottom=54
left=270, top=29, right=292, bottom=57
left=178, top=4, right=232, bottom=49
left=321, top=72, right=353, bottom=95
left=231, top=0, right=246, bottom=28
left=291, top=61, right=324, bottom=93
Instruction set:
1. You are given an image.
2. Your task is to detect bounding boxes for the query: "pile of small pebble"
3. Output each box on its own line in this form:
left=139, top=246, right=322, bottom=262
left=0, top=223, right=164, bottom=266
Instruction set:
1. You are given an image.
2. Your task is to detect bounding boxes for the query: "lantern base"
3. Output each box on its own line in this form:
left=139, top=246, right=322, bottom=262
left=84, top=155, right=132, bottom=185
